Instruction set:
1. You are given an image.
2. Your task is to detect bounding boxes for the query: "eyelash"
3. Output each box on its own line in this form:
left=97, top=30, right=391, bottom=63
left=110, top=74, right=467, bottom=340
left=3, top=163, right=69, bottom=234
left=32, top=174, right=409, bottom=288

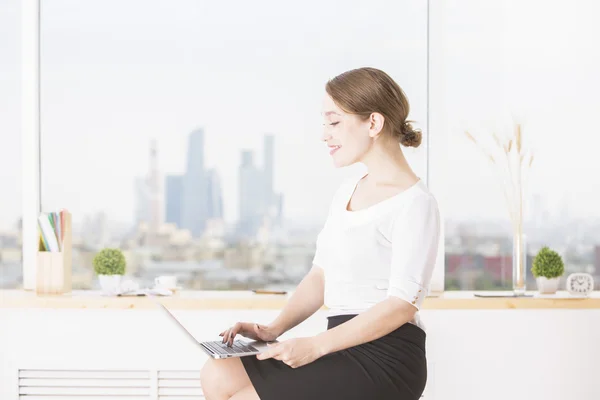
left=329, top=122, right=339, bottom=126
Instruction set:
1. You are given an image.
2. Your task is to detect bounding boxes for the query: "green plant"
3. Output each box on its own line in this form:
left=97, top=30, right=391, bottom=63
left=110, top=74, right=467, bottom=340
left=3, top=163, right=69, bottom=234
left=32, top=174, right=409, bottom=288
left=93, top=248, right=126, bottom=275
left=531, top=246, right=564, bottom=278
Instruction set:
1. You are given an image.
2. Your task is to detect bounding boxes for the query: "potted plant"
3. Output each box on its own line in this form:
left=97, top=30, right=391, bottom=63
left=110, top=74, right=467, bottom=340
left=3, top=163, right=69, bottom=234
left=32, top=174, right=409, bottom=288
left=531, top=246, right=564, bottom=294
left=93, top=248, right=126, bottom=295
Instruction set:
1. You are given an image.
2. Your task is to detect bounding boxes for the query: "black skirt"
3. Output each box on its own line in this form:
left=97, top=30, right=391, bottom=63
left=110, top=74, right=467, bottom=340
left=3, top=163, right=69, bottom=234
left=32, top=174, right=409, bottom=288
left=241, top=314, right=427, bottom=400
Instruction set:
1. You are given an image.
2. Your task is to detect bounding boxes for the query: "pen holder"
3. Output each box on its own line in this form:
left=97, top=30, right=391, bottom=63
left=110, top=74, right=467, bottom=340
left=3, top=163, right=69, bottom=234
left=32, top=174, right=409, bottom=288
left=35, top=210, right=73, bottom=294
left=36, top=251, right=72, bottom=295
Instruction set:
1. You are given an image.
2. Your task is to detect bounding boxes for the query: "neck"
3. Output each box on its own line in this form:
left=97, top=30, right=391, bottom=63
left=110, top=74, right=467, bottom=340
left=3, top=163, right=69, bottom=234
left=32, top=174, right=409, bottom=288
left=360, top=137, right=416, bottom=185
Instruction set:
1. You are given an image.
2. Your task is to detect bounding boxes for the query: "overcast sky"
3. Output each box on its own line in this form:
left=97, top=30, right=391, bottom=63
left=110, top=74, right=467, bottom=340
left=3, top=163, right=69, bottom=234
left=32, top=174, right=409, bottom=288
left=1, top=0, right=599, bottom=230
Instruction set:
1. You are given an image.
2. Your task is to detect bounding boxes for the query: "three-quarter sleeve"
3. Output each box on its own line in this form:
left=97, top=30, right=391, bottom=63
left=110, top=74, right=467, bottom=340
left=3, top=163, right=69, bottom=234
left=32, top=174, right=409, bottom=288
left=387, top=193, right=441, bottom=310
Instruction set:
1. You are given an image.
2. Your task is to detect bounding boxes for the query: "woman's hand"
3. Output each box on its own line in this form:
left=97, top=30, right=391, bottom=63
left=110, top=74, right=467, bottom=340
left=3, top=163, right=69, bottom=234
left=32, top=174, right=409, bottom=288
left=219, top=322, right=281, bottom=347
left=256, top=337, right=326, bottom=368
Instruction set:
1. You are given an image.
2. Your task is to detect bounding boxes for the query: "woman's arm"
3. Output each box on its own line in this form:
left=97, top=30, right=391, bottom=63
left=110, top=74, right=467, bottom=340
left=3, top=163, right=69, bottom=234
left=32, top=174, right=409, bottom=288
left=256, top=297, right=417, bottom=367
left=268, top=265, right=325, bottom=337
left=314, top=297, right=416, bottom=355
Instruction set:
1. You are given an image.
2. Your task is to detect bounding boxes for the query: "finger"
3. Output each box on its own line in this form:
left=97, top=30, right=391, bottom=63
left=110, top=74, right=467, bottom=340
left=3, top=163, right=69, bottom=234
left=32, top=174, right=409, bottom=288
left=257, top=346, right=281, bottom=360
left=222, top=329, right=232, bottom=343
left=232, top=322, right=243, bottom=336
left=230, top=327, right=241, bottom=344
left=225, top=328, right=236, bottom=344
left=228, top=331, right=238, bottom=346
left=256, top=350, right=272, bottom=360
left=265, top=343, right=281, bottom=355
left=282, top=357, right=295, bottom=367
left=228, top=323, right=242, bottom=346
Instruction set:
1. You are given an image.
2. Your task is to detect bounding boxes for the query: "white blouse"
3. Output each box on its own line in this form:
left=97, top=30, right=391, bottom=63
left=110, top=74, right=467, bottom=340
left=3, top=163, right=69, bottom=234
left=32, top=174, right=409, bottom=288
left=313, top=171, right=441, bottom=329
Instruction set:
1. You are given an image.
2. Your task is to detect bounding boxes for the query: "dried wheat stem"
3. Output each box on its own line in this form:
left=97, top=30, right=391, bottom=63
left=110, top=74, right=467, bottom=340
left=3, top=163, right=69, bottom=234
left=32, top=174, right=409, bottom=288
left=503, top=146, right=518, bottom=225
left=515, top=123, right=522, bottom=154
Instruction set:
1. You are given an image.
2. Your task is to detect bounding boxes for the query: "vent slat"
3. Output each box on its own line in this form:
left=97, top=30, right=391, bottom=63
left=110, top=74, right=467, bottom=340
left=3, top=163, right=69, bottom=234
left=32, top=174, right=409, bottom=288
left=19, top=387, right=150, bottom=395
left=20, top=378, right=149, bottom=387
left=159, top=387, right=203, bottom=396
left=158, top=397, right=204, bottom=400
left=19, top=397, right=149, bottom=400
left=19, top=370, right=149, bottom=379
left=158, top=379, right=201, bottom=388
left=17, top=369, right=205, bottom=399
left=158, top=371, right=200, bottom=380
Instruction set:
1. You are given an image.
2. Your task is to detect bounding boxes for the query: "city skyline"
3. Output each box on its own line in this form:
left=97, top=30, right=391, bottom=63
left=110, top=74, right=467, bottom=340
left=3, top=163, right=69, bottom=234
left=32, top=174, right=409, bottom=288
left=2, top=0, right=600, bottom=296
left=1, top=0, right=428, bottom=229
left=135, top=128, right=283, bottom=238
left=2, top=0, right=600, bottom=232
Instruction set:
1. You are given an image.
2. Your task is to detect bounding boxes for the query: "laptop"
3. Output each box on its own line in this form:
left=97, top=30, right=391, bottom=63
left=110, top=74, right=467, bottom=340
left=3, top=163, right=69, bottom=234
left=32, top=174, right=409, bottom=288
left=157, top=302, right=275, bottom=359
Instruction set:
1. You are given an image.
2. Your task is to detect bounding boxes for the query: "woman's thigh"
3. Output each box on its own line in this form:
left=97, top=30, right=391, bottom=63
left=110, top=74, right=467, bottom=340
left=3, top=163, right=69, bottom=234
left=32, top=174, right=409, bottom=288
left=200, top=357, right=252, bottom=399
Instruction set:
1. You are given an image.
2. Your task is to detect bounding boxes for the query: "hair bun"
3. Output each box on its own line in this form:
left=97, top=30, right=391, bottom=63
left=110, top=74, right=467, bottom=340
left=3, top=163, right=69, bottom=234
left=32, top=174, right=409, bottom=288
left=399, top=121, right=422, bottom=148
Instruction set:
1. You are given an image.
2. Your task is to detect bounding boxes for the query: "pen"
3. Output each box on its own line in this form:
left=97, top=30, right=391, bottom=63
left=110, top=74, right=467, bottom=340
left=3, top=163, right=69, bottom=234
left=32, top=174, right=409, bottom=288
left=252, top=289, right=287, bottom=295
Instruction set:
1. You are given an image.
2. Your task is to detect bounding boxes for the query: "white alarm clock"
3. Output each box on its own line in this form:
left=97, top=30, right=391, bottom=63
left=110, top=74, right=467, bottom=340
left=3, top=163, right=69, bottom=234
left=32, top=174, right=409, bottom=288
left=565, top=273, right=594, bottom=296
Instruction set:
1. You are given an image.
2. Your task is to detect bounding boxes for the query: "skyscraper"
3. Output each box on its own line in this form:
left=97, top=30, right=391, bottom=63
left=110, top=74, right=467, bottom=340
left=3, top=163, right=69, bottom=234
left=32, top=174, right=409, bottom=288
left=237, top=135, right=284, bottom=236
left=149, top=139, right=161, bottom=232
left=134, top=176, right=151, bottom=226
left=186, top=128, right=205, bottom=175
left=181, top=128, right=210, bottom=237
left=263, top=134, right=274, bottom=208
left=238, top=150, right=265, bottom=236
left=161, top=128, right=225, bottom=237
left=165, top=175, right=183, bottom=227
left=134, top=140, right=162, bottom=230
left=207, top=169, right=224, bottom=220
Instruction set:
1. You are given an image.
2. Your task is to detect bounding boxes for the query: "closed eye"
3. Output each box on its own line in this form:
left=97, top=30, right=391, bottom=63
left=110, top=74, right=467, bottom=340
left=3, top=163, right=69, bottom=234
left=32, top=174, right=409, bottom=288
left=329, top=122, right=339, bottom=126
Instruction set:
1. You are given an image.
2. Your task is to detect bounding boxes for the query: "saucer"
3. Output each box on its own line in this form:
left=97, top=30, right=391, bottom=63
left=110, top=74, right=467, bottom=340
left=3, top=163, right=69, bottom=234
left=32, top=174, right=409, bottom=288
left=153, top=286, right=183, bottom=292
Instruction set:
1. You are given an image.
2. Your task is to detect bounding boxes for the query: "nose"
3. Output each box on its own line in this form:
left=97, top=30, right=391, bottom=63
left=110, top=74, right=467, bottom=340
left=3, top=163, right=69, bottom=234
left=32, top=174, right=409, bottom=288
left=321, top=127, right=332, bottom=142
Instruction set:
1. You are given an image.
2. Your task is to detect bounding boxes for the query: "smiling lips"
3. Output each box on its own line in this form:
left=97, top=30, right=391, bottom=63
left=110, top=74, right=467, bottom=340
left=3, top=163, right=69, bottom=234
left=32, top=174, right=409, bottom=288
left=329, top=145, right=341, bottom=155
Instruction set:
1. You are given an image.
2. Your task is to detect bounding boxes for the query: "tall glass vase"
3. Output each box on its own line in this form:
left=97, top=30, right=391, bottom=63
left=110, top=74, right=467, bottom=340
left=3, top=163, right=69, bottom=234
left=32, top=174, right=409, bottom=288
left=512, top=231, right=527, bottom=296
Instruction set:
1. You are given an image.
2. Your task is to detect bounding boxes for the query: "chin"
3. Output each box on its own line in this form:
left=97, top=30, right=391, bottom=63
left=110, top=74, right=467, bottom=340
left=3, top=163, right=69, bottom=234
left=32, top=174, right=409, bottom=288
left=331, top=148, right=359, bottom=168
left=332, top=156, right=354, bottom=168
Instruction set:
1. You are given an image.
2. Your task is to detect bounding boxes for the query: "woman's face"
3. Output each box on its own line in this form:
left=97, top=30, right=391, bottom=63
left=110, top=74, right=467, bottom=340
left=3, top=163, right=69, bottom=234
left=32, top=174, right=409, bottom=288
left=321, top=93, right=374, bottom=168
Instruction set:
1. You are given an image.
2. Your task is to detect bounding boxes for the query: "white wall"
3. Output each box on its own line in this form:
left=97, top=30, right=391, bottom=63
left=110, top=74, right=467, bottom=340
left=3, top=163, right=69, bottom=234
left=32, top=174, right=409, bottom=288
left=1, top=308, right=599, bottom=400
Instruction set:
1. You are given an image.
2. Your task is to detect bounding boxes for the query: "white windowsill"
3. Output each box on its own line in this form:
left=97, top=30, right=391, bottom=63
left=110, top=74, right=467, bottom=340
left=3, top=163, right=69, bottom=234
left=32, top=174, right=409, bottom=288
left=1, top=289, right=599, bottom=309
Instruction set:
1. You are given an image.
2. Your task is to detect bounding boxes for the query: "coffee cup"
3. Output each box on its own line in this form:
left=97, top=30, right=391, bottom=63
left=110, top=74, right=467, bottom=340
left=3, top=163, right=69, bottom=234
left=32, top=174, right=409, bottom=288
left=154, top=275, right=178, bottom=289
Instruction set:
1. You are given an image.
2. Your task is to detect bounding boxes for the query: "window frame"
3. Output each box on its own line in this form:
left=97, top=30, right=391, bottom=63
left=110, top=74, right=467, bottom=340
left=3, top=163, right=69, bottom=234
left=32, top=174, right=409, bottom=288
left=21, top=0, right=41, bottom=290
left=20, top=0, right=446, bottom=293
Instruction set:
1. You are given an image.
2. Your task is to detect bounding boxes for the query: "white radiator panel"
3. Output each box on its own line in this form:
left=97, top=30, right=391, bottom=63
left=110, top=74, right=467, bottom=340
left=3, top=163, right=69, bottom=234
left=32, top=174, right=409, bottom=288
left=18, top=369, right=151, bottom=399
left=158, top=370, right=203, bottom=399
left=19, top=397, right=148, bottom=400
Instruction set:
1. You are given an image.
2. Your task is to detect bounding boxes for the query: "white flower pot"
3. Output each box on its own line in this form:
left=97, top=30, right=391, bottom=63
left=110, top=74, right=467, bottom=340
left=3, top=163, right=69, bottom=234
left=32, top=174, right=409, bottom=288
left=536, top=276, right=560, bottom=294
left=98, top=274, right=122, bottom=295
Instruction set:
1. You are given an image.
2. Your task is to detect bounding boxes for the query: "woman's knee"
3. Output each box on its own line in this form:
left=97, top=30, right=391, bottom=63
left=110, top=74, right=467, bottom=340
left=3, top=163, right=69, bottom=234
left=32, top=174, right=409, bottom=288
left=200, top=358, right=250, bottom=400
left=200, top=359, right=224, bottom=399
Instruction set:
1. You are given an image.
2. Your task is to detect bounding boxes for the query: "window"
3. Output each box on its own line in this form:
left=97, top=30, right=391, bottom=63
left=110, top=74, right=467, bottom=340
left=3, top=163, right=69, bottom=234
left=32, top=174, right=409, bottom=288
left=440, top=1, right=600, bottom=290
left=40, top=0, right=429, bottom=290
left=0, top=0, right=22, bottom=289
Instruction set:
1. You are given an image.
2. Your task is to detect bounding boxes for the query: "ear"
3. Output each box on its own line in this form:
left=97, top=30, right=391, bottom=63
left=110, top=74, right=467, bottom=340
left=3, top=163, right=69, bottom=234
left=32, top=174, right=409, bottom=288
left=368, top=112, right=385, bottom=139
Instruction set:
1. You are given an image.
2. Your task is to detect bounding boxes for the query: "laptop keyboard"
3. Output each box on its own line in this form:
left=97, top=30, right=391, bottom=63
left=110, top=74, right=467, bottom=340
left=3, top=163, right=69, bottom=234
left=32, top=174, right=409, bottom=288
left=204, top=340, right=260, bottom=355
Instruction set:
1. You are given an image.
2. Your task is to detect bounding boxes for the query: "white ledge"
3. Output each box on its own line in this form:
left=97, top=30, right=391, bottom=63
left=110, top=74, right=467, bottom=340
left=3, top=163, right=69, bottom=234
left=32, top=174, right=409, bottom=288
left=1, top=290, right=599, bottom=310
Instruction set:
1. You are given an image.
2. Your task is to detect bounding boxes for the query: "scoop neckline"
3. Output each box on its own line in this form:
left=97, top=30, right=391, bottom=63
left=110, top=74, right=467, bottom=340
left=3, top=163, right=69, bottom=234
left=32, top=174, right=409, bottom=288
left=343, top=171, right=423, bottom=215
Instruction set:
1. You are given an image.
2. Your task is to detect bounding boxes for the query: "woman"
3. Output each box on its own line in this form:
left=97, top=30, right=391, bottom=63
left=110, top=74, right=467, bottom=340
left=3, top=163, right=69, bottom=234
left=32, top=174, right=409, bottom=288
left=200, top=67, right=441, bottom=400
